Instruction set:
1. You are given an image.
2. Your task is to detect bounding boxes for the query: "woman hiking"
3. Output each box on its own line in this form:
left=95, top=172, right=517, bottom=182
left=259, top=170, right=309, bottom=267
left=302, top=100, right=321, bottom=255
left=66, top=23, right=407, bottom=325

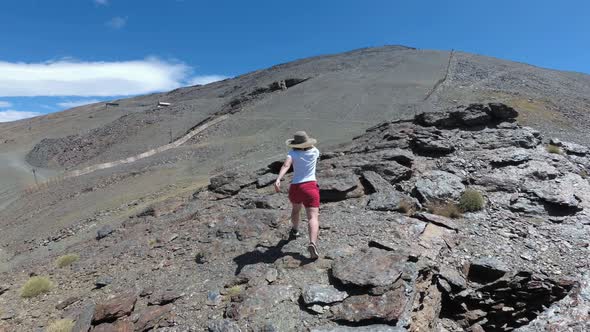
left=274, top=131, right=321, bottom=259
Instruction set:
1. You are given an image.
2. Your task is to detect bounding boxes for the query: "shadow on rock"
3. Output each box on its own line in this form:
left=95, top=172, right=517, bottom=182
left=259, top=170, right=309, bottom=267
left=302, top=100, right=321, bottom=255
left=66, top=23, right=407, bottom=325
left=233, top=237, right=313, bottom=275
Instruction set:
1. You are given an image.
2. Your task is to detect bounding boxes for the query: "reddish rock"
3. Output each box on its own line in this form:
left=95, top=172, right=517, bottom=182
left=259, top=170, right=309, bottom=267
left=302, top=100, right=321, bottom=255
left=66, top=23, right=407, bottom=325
left=92, top=292, right=137, bottom=323
left=135, top=304, right=173, bottom=331
left=331, top=286, right=409, bottom=323
left=91, top=320, right=134, bottom=332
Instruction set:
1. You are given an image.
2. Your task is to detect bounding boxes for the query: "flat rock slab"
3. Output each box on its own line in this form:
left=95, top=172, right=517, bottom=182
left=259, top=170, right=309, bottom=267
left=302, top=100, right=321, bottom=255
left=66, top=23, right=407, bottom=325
left=135, top=304, right=173, bottom=332
left=332, top=248, right=407, bottom=288
left=147, top=290, right=183, bottom=305
left=227, top=285, right=299, bottom=319
left=331, top=287, right=409, bottom=323
left=302, top=284, right=348, bottom=305
left=413, top=212, right=458, bottom=231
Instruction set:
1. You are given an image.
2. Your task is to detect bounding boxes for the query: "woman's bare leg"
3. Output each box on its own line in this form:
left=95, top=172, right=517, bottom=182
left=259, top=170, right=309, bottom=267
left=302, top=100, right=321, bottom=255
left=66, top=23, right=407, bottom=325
left=291, top=203, right=303, bottom=230
left=306, top=207, right=320, bottom=244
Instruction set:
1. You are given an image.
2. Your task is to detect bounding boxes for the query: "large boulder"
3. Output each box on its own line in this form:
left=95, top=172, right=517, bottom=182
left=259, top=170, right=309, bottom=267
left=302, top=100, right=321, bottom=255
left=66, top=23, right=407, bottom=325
left=92, top=292, right=137, bottom=324
left=318, top=169, right=364, bottom=202
left=332, top=248, right=408, bottom=288
left=413, top=171, right=465, bottom=203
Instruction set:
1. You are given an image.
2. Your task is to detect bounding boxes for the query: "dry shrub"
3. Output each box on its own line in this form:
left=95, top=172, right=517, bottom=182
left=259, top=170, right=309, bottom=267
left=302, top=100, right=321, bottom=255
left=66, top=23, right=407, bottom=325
left=21, top=276, right=53, bottom=298
left=55, top=254, right=79, bottom=268
left=546, top=144, right=562, bottom=154
left=427, top=201, right=462, bottom=219
left=459, top=189, right=485, bottom=212
left=398, top=199, right=415, bottom=215
left=46, top=319, right=74, bottom=332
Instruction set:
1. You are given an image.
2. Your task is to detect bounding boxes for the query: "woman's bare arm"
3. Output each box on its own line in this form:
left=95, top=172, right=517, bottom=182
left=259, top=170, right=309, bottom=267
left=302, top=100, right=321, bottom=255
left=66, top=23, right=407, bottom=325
left=274, top=156, right=293, bottom=192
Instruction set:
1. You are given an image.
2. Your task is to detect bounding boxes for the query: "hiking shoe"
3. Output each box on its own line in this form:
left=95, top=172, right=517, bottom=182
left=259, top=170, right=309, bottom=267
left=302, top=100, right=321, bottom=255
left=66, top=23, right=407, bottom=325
left=288, top=228, right=300, bottom=239
left=307, top=242, right=320, bottom=260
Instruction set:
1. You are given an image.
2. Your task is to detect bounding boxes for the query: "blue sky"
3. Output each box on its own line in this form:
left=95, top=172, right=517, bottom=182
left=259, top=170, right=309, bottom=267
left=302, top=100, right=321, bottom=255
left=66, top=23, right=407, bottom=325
left=1, top=0, right=589, bottom=122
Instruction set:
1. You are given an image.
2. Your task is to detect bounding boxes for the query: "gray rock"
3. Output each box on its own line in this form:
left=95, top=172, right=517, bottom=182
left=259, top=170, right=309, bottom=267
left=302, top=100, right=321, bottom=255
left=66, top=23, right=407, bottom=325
left=257, top=173, right=277, bottom=188
left=412, top=133, right=455, bottom=154
left=489, top=148, right=531, bottom=166
left=318, top=169, right=364, bottom=202
left=206, top=289, right=222, bottom=306
left=148, top=290, right=183, bottom=305
left=302, top=284, right=348, bottom=305
left=362, top=171, right=395, bottom=193
left=551, top=138, right=584, bottom=155
left=71, top=303, right=96, bottom=332
left=0, top=309, right=14, bottom=320
left=367, top=191, right=413, bottom=212
left=468, top=258, right=510, bottom=284
left=488, top=103, right=518, bottom=120
left=208, top=319, right=242, bottom=332
left=332, top=248, right=407, bottom=288
left=96, top=225, right=113, bottom=240
left=361, top=161, right=412, bottom=184
left=413, top=171, right=465, bottom=202
left=94, top=276, right=113, bottom=288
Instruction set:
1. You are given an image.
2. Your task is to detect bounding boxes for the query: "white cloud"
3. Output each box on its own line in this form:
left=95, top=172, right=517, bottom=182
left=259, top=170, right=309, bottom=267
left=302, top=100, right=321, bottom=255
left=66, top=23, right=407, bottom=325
left=106, top=16, right=127, bottom=29
left=188, top=75, right=229, bottom=86
left=57, top=99, right=102, bottom=108
left=0, top=101, right=12, bottom=108
left=94, top=0, right=109, bottom=5
left=0, top=58, right=192, bottom=97
left=0, top=110, right=42, bottom=123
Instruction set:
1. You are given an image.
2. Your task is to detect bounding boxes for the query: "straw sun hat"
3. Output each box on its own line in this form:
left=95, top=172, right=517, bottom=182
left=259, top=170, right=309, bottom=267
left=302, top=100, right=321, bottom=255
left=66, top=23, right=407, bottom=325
left=285, top=131, right=317, bottom=148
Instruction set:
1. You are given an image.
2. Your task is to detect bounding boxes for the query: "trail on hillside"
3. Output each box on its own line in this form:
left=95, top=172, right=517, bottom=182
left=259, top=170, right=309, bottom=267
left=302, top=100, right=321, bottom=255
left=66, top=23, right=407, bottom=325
left=30, top=115, right=229, bottom=185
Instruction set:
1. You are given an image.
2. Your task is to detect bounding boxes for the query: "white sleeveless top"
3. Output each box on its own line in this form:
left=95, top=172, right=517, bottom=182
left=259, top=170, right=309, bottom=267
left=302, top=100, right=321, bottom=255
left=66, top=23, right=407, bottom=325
left=287, top=147, right=320, bottom=184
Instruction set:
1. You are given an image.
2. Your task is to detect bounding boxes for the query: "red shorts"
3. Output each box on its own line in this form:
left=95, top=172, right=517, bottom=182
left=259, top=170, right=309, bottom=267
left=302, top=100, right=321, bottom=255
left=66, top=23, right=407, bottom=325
left=289, top=181, right=320, bottom=208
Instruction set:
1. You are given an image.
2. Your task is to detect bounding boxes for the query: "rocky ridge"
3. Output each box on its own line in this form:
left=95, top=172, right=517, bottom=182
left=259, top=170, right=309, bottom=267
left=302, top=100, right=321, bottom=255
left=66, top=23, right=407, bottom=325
left=1, top=103, right=590, bottom=331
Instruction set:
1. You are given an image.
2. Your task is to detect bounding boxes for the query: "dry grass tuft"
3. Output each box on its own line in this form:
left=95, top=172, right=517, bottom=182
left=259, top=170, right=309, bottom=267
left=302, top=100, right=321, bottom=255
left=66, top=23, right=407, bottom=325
left=55, top=254, right=79, bottom=268
left=427, top=201, right=462, bottom=219
left=459, top=189, right=485, bottom=212
left=398, top=199, right=415, bottom=215
left=21, top=276, right=53, bottom=298
left=546, top=144, right=562, bottom=154
left=226, top=285, right=242, bottom=297
left=46, top=319, right=74, bottom=332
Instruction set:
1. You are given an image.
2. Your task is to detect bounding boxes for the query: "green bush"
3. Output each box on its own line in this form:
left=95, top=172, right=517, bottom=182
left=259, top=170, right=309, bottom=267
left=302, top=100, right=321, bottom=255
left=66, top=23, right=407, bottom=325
left=21, top=276, right=53, bottom=298
left=46, top=319, right=74, bottom=332
left=55, top=254, right=79, bottom=268
left=546, top=144, right=562, bottom=154
left=459, top=189, right=485, bottom=212
left=226, top=285, right=242, bottom=297
left=427, top=201, right=462, bottom=219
